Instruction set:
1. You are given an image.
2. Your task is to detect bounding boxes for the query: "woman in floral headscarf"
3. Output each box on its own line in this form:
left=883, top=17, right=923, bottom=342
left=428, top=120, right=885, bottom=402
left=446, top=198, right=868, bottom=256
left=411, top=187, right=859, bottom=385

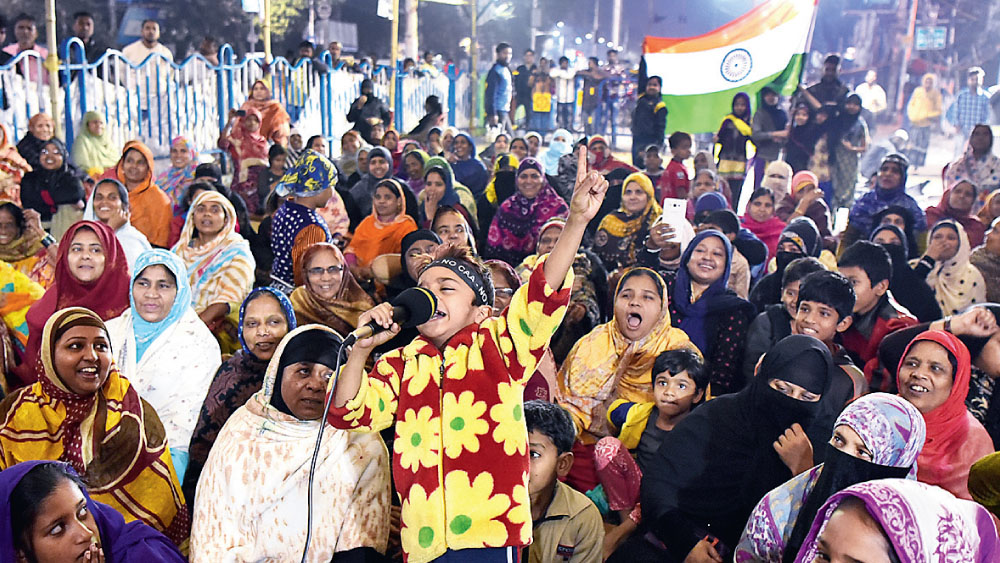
left=219, top=108, right=269, bottom=216
left=485, top=157, right=568, bottom=266
left=736, top=393, right=926, bottom=563
left=155, top=136, right=199, bottom=209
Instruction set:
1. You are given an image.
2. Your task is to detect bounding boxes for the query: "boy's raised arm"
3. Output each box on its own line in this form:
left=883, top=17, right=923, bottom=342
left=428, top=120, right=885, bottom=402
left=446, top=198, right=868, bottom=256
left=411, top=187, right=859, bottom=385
left=543, top=146, right=609, bottom=289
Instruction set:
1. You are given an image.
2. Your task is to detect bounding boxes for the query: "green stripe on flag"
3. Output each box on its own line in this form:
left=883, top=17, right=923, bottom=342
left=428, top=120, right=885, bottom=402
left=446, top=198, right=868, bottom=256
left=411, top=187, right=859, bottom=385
left=659, top=53, right=805, bottom=135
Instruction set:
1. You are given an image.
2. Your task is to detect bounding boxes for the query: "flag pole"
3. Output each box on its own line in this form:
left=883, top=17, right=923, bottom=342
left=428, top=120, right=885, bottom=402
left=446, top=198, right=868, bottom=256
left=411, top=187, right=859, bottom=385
left=797, top=0, right=820, bottom=88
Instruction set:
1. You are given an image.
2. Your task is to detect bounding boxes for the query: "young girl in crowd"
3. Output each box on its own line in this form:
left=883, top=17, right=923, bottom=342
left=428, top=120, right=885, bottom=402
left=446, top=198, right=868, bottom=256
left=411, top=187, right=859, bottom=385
left=82, top=178, right=152, bottom=271
left=716, top=92, right=753, bottom=205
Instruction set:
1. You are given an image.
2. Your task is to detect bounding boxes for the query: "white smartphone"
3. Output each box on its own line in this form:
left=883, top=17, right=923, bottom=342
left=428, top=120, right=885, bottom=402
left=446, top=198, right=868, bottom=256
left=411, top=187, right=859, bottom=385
left=660, top=197, right=687, bottom=230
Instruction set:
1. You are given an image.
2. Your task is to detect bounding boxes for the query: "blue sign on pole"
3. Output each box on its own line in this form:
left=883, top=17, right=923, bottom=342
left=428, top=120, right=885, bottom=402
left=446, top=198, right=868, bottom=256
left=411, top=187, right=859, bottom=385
left=243, top=0, right=261, bottom=13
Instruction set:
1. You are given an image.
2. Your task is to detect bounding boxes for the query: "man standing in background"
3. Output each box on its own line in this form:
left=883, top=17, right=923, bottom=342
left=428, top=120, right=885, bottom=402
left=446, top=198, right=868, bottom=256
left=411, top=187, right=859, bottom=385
left=855, top=70, right=887, bottom=126
left=631, top=76, right=667, bottom=168
left=485, top=42, right=514, bottom=136
left=514, top=49, right=537, bottom=130
left=947, top=67, right=991, bottom=157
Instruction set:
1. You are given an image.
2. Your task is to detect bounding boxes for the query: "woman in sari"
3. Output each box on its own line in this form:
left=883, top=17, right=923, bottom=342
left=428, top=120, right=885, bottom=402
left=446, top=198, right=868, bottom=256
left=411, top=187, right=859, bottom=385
left=0, top=307, right=189, bottom=549
left=793, top=479, right=999, bottom=562
left=22, top=221, right=130, bottom=386
left=0, top=124, right=31, bottom=204
left=19, top=138, right=86, bottom=240
left=15, top=113, right=55, bottom=171
left=219, top=108, right=269, bottom=216
left=0, top=460, right=186, bottom=562
left=239, top=79, right=291, bottom=147
left=896, top=330, right=994, bottom=500
left=717, top=92, right=753, bottom=206
left=183, top=287, right=296, bottom=505
left=736, top=393, right=926, bottom=563
left=70, top=111, right=121, bottom=178
left=172, top=191, right=255, bottom=343
left=925, top=179, right=986, bottom=247
left=189, top=325, right=390, bottom=562
left=107, top=141, right=172, bottom=248
left=82, top=179, right=152, bottom=271
left=911, top=219, right=986, bottom=315
left=154, top=136, right=198, bottom=210
left=557, top=268, right=695, bottom=491
left=485, top=158, right=569, bottom=266
left=593, top=172, right=662, bottom=274
left=105, top=250, right=221, bottom=482
left=291, top=242, right=375, bottom=336
left=345, top=179, right=417, bottom=280
left=0, top=201, right=54, bottom=287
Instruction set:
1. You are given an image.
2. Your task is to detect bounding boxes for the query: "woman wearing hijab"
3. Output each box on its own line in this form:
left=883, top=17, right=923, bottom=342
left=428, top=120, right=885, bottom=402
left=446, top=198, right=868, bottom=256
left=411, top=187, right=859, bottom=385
left=666, top=229, right=756, bottom=394
left=749, top=217, right=823, bottom=312
left=587, top=135, right=636, bottom=176
left=775, top=171, right=835, bottom=248
left=840, top=153, right=927, bottom=253
left=869, top=223, right=942, bottom=322
left=742, top=187, right=786, bottom=260
left=345, top=179, right=418, bottom=279
left=381, top=128, right=405, bottom=174
left=910, top=219, right=986, bottom=315
left=239, top=78, right=292, bottom=147
left=751, top=86, right=789, bottom=186
left=82, top=178, right=152, bottom=272
left=871, top=204, right=921, bottom=258
left=0, top=123, right=32, bottom=204
left=386, top=229, right=441, bottom=301
left=794, top=478, right=999, bottom=563
left=978, top=188, right=1000, bottom=226
left=0, top=202, right=54, bottom=288
left=402, top=148, right=429, bottom=194
left=0, top=460, right=186, bottom=562
left=926, top=179, right=986, bottom=247
left=485, top=157, right=569, bottom=266
left=829, top=94, right=869, bottom=209
left=906, top=73, right=943, bottom=167
left=154, top=136, right=198, bottom=210
left=759, top=160, right=792, bottom=203
left=20, top=221, right=130, bottom=385
left=291, top=242, right=375, bottom=336
left=557, top=268, right=696, bottom=491
left=172, top=191, right=255, bottom=341
left=0, top=307, right=189, bottom=548
left=347, top=146, right=418, bottom=227
left=450, top=132, right=489, bottom=198
left=337, top=130, right=366, bottom=182
left=785, top=103, right=820, bottom=173
left=71, top=111, right=121, bottom=178
left=736, top=393, right=926, bottom=563
left=717, top=92, right=754, bottom=205
left=105, top=250, right=221, bottom=482
left=593, top=172, right=662, bottom=273
left=894, top=330, right=993, bottom=499
left=542, top=128, right=573, bottom=181
left=189, top=325, right=390, bottom=562
left=420, top=157, right=478, bottom=230
left=219, top=108, right=269, bottom=216
left=630, top=335, right=835, bottom=562
left=106, top=141, right=173, bottom=248
left=15, top=113, right=55, bottom=171
left=19, top=138, right=85, bottom=240
left=183, top=287, right=296, bottom=505
left=946, top=124, right=1000, bottom=197
left=477, top=153, right=519, bottom=235
left=972, top=218, right=1000, bottom=302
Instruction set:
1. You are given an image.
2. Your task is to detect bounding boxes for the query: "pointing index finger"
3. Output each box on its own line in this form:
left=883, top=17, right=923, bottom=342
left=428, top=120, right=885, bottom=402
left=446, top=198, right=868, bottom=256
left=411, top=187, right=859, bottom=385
left=576, top=145, right=587, bottom=185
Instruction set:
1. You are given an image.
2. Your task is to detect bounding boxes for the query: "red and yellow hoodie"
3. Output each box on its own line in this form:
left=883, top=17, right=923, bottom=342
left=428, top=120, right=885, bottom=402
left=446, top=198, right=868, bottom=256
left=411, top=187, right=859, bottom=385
left=326, top=258, right=572, bottom=563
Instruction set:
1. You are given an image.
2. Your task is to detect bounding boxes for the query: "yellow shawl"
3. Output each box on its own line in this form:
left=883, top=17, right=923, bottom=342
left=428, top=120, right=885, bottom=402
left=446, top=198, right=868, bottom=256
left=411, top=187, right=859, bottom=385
left=556, top=268, right=697, bottom=441
left=0, top=307, right=189, bottom=550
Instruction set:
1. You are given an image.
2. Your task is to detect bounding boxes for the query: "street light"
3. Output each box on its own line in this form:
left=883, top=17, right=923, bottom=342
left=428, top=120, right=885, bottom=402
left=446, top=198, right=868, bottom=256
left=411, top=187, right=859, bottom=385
left=574, top=37, right=582, bottom=44
left=598, top=36, right=605, bottom=43
left=556, top=21, right=564, bottom=28
left=585, top=33, right=593, bottom=39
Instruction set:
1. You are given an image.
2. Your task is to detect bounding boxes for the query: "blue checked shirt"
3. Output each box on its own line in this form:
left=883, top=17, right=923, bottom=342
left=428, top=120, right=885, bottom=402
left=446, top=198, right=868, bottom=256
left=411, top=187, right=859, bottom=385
left=946, top=88, right=991, bottom=132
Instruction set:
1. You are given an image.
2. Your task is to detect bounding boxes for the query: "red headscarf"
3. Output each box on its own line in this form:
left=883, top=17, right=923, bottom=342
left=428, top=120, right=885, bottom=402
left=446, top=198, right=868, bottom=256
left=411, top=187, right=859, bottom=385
left=588, top=135, right=637, bottom=175
left=925, top=180, right=987, bottom=247
left=20, top=221, right=130, bottom=384
left=239, top=79, right=291, bottom=146
left=897, top=330, right=994, bottom=499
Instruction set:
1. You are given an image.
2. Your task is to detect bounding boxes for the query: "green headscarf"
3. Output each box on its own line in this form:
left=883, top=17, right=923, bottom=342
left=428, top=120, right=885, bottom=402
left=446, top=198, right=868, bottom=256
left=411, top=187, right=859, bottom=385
left=70, top=111, right=121, bottom=176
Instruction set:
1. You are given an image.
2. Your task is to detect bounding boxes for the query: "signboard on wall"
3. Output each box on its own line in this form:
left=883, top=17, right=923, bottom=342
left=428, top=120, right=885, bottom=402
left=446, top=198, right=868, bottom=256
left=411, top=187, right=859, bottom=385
left=915, top=26, right=947, bottom=50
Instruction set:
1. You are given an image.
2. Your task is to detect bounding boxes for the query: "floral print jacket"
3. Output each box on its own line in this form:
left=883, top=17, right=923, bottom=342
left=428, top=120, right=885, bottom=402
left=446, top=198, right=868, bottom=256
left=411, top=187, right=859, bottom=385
left=327, top=258, right=572, bottom=563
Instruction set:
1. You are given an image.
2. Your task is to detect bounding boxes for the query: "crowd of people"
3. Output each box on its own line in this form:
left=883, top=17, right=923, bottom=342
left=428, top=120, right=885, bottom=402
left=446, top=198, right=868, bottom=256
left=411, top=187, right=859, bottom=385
left=3, top=21, right=1000, bottom=563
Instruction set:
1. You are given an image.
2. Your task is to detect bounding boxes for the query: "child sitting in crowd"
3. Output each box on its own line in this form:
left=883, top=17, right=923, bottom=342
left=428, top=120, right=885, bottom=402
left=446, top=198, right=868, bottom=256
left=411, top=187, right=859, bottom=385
left=524, top=400, right=604, bottom=563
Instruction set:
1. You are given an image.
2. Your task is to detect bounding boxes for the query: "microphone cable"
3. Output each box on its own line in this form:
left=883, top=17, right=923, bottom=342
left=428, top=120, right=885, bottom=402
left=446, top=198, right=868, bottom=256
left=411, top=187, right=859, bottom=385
left=301, top=338, right=348, bottom=563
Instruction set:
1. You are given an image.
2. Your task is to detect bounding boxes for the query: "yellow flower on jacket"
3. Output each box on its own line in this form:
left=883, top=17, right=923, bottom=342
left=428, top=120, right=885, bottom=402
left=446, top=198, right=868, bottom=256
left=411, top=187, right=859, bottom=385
left=506, top=484, right=532, bottom=542
left=395, top=406, right=440, bottom=472
left=406, top=355, right=439, bottom=396
left=442, top=391, right=489, bottom=458
left=443, top=470, right=511, bottom=547
left=400, top=483, right=445, bottom=552
left=489, top=382, right=527, bottom=456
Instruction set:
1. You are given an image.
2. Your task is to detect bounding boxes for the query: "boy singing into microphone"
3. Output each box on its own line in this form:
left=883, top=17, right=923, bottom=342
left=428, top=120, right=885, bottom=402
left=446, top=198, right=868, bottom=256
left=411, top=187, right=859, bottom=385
left=327, top=147, right=608, bottom=563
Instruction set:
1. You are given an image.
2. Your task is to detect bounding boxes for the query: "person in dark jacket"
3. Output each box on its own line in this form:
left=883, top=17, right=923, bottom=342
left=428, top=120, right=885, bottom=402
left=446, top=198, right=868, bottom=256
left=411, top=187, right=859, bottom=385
left=346, top=78, right=391, bottom=145
left=484, top=43, right=514, bottom=135
left=630, top=76, right=667, bottom=169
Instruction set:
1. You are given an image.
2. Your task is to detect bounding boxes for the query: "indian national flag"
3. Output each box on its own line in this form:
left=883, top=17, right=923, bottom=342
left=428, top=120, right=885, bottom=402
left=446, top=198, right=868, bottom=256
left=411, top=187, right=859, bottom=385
left=643, top=0, right=817, bottom=134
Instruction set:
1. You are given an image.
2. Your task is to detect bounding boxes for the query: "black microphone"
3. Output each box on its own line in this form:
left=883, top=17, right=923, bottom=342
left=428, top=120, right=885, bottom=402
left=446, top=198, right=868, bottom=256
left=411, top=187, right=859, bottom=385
left=344, top=287, right=437, bottom=345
